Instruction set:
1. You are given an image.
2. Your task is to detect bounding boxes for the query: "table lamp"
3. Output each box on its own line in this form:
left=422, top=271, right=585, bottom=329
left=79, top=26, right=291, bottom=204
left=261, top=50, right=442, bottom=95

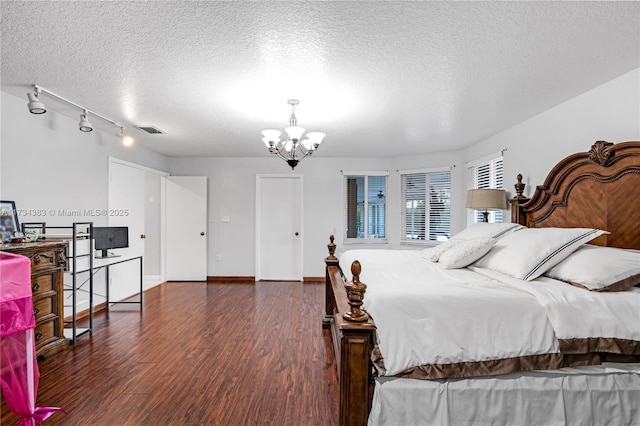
left=465, top=189, right=507, bottom=222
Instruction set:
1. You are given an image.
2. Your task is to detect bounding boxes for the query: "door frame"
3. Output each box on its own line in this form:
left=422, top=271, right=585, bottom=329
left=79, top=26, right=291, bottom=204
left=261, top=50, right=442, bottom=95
left=108, top=157, right=169, bottom=287
left=255, top=174, right=304, bottom=281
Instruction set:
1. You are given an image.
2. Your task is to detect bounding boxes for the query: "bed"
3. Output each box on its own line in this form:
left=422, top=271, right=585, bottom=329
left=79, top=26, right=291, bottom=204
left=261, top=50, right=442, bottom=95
left=322, top=140, right=640, bottom=426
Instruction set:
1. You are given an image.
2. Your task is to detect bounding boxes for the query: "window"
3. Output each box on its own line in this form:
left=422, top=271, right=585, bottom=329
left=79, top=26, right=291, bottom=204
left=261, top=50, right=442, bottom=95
left=467, top=154, right=504, bottom=224
left=344, top=173, right=387, bottom=241
left=400, top=168, right=451, bottom=243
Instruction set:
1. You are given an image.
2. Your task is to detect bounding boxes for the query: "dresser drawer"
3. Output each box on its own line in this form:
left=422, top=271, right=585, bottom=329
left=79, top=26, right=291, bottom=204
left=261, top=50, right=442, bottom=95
left=34, top=320, right=55, bottom=349
left=28, top=249, right=60, bottom=273
left=33, top=296, right=54, bottom=320
left=31, top=273, right=54, bottom=296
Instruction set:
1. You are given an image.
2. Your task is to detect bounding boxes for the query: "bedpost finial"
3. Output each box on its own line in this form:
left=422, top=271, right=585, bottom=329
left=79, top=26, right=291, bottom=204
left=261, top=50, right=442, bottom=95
left=351, top=259, right=361, bottom=282
left=513, top=174, right=527, bottom=199
left=327, top=234, right=337, bottom=261
left=343, top=260, right=368, bottom=322
left=588, top=140, right=614, bottom=166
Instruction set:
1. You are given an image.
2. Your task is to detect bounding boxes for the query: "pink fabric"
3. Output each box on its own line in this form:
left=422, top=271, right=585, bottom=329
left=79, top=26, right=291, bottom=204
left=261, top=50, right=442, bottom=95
left=0, top=251, right=66, bottom=424
left=0, top=252, right=34, bottom=303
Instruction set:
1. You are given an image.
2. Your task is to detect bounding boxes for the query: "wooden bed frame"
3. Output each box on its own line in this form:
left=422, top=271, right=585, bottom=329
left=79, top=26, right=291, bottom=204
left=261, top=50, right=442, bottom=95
left=322, top=140, right=640, bottom=426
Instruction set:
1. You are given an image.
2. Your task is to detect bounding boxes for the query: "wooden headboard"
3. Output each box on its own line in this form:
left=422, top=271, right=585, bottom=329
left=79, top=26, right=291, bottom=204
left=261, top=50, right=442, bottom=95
left=511, top=140, right=640, bottom=250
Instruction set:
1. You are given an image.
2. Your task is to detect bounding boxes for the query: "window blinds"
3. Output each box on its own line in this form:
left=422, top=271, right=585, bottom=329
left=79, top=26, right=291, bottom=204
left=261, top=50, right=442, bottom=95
left=401, top=170, right=451, bottom=242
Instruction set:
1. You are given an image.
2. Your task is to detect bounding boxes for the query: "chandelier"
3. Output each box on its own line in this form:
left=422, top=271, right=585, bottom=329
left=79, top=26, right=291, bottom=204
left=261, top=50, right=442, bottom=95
left=261, top=99, right=326, bottom=170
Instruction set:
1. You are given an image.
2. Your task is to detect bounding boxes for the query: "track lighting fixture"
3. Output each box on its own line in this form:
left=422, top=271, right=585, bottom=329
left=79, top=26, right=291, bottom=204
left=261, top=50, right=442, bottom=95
left=27, top=89, right=46, bottom=114
left=79, top=110, right=93, bottom=132
left=26, top=84, right=134, bottom=146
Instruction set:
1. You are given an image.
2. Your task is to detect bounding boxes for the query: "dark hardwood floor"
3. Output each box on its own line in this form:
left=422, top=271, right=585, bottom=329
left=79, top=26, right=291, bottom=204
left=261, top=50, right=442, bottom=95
left=1, top=281, right=339, bottom=425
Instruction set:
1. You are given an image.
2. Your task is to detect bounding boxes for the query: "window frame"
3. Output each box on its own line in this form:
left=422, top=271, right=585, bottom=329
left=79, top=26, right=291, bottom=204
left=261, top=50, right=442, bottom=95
left=399, top=167, right=451, bottom=246
left=342, top=171, right=389, bottom=244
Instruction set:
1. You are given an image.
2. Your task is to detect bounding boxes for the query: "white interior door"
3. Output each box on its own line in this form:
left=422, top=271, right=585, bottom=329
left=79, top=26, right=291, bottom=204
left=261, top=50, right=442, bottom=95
left=108, top=161, right=145, bottom=301
left=256, top=175, right=303, bottom=281
left=166, top=176, right=207, bottom=281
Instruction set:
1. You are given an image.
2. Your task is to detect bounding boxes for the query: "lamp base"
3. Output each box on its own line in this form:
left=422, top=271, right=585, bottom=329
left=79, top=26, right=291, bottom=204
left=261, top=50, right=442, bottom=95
left=481, top=210, right=489, bottom=222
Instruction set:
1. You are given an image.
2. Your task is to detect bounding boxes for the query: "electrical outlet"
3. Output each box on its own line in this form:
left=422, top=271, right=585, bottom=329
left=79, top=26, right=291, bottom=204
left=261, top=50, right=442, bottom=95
left=215, top=254, right=222, bottom=261
left=222, top=216, right=230, bottom=223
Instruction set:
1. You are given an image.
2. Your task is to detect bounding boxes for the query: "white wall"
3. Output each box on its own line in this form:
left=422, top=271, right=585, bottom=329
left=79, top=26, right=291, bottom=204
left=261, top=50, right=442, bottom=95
left=462, top=68, right=640, bottom=199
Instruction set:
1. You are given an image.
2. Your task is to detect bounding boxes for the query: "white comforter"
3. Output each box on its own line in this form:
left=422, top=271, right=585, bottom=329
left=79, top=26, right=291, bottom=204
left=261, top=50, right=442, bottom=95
left=339, top=249, right=640, bottom=377
left=469, top=266, right=640, bottom=342
left=339, top=249, right=558, bottom=376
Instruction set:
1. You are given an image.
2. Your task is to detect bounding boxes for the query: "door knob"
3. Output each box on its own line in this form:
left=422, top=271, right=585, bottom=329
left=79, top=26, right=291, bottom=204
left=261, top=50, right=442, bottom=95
left=140, top=234, right=146, bottom=239
left=295, top=232, right=299, bottom=236
left=200, top=232, right=205, bottom=236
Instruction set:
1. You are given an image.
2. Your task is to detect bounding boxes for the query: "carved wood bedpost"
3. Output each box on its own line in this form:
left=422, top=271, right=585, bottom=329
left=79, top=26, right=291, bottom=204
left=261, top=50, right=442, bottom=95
left=324, top=235, right=339, bottom=329
left=323, top=235, right=376, bottom=426
left=510, top=174, right=530, bottom=225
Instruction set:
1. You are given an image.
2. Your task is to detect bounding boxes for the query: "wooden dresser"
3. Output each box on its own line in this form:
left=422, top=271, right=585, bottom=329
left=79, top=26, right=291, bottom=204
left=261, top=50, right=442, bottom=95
left=1, top=240, right=70, bottom=358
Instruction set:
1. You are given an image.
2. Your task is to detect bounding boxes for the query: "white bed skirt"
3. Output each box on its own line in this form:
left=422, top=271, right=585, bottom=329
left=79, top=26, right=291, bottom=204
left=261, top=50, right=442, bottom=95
left=369, top=363, right=640, bottom=426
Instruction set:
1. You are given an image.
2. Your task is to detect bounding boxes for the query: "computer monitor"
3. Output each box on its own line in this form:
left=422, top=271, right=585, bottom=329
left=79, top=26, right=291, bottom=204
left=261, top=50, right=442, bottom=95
left=93, top=226, right=129, bottom=258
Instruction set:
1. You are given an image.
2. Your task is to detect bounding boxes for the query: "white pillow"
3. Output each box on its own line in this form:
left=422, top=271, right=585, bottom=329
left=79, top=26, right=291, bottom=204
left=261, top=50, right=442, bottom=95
left=451, top=222, right=524, bottom=241
left=421, top=239, right=462, bottom=262
left=438, top=237, right=496, bottom=269
left=545, top=245, right=640, bottom=291
left=473, top=227, right=608, bottom=281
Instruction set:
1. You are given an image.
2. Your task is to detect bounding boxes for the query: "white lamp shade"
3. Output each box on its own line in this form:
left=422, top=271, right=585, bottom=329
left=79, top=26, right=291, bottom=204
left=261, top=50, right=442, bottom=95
left=465, top=189, right=507, bottom=210
left=262, top=129, right=282, bottom=141
left=306, top=132, right=325, bottom=145
left=285, top=126, right=305, bottom=141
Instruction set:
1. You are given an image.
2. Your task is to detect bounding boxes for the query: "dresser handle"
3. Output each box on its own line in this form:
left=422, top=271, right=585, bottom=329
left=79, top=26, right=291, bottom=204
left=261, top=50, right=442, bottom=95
left=35, top=332, right=43, bottom=341
left=32, top=282, right=40, bottom=291
left=34, top=307, right=40, bottom=316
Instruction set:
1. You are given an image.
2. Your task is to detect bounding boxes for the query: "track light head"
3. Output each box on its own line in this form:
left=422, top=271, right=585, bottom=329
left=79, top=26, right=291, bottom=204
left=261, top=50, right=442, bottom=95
left=27, top=92, right=46, bottom=114
left=119, top=126, right=134, bottom=146
left=79, top=111, right=93, bottom=132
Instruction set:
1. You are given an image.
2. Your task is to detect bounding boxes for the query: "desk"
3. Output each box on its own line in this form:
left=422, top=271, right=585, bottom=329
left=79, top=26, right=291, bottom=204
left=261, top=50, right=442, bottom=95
left=68, top=254, right=143, bottom=343
left=95, top=255, right=143, bottom=307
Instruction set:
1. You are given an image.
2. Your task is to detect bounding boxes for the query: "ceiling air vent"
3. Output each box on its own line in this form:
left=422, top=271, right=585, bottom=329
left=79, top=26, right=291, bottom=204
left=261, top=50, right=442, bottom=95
left=135, top=125, right=165, bottom=134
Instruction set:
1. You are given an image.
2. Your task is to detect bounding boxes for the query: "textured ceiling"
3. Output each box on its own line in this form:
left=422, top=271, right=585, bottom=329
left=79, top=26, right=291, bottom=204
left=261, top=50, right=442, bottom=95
left=1, top=1, right=639, bottom=158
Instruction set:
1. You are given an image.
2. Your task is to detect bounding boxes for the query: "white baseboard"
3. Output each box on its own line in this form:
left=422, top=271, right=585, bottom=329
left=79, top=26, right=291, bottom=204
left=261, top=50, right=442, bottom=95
left=144, top=275, right=164, bottom=290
